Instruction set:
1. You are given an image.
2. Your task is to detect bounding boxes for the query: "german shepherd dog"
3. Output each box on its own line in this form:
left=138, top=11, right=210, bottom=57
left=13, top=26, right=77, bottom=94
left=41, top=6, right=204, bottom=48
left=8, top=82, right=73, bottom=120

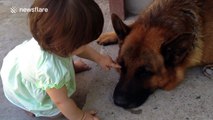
left=97, top=0, right=213, bottom=108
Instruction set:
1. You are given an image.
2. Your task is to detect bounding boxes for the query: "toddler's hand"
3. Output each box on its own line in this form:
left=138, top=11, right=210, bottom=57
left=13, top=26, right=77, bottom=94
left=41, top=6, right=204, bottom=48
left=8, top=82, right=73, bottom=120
left=82, top=111, right=99, bottom=120
left=98, top=55, right=121, bottom=70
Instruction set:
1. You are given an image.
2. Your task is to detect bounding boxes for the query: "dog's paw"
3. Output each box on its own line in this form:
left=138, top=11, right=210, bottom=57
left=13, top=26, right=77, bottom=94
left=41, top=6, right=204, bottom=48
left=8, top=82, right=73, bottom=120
left=162, top=84, right=176, bottom=91
left=162, top=78, right=183, bottom=91
left=202, top=65, right=213, bottom=79
left=97, top=32, right=118, bottom=46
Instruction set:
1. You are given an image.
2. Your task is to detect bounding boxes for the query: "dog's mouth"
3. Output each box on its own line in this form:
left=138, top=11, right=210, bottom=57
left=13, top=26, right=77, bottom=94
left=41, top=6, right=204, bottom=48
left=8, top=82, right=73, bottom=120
left=113, top=87, right=153, bottom=109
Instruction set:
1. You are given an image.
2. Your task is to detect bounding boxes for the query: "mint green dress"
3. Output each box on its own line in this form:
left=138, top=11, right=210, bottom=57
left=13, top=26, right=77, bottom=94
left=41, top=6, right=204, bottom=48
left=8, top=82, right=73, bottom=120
left=0, top=38, right=76, bottom=117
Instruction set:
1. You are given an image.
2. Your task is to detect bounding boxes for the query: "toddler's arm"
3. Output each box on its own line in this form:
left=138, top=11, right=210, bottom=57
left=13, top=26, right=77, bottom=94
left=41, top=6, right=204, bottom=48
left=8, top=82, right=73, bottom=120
left=73, top=45, right=120, bottom=70
left=46, top=86, right=99, bottom=120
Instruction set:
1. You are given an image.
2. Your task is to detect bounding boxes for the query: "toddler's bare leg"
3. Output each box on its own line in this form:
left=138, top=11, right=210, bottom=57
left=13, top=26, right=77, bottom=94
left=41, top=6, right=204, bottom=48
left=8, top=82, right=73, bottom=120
left=74, top=59, right=91, bottom=73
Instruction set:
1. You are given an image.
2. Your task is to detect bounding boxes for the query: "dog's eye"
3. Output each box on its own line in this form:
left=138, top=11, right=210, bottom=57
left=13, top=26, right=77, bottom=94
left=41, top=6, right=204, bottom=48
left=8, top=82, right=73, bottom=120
left=135, top=66, right=154, bottom=78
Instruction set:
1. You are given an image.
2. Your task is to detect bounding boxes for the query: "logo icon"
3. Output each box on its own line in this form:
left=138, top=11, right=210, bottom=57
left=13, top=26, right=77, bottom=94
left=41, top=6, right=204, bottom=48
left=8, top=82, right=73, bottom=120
left=10, top=7, right=18, bottom=13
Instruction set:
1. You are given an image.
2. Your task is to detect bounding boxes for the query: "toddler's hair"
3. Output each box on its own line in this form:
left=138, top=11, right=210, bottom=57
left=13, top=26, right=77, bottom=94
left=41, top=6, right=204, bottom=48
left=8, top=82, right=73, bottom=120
left=28, top=0, right=104, bottom=57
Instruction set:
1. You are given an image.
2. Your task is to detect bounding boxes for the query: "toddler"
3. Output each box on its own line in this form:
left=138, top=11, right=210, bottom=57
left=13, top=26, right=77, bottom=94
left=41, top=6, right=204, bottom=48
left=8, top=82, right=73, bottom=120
left=0, top=0, right=120, bottom=120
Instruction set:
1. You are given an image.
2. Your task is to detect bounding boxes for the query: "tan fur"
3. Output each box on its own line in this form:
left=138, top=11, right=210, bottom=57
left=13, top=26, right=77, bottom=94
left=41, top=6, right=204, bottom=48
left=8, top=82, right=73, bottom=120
left=201, top=0, right=213, bottom=64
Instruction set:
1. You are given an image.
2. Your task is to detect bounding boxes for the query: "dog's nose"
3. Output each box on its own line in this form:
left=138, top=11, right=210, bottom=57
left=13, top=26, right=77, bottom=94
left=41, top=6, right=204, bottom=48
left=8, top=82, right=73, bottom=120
left=113, top=94, right=142, bottom=108
left=114, top=95, right=129, bottom=107
left=113, top=85, right=153, bottom=108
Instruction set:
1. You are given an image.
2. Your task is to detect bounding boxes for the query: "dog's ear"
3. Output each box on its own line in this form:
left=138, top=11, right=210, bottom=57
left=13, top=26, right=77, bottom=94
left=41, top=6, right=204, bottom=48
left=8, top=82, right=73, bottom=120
left=161, top=33, right=195, bottom=67
left=111, top=14, right=130, bottom=42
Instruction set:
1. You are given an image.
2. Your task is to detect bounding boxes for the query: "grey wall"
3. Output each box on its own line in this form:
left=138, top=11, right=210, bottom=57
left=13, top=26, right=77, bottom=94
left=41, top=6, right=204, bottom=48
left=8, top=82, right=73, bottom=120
left=125, top=0, right=153, bottom=15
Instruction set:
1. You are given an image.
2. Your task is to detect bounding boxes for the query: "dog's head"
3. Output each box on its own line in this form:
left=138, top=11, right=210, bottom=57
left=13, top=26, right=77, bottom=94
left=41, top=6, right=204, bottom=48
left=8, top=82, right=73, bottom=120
left=111, top=14, right=196, bottom=108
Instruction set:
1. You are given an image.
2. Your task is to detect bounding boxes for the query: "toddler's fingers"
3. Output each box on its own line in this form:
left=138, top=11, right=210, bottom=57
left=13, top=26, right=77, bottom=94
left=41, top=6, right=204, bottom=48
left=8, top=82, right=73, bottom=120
left=110, top=63, right=121, bottom=69
left=102, top=65, right=110, bottom=70
left=93, top=116, right=100, bottom=120
left=105, top=66, right=111, bottom=71
left=89, top=111, right=97, bottom=115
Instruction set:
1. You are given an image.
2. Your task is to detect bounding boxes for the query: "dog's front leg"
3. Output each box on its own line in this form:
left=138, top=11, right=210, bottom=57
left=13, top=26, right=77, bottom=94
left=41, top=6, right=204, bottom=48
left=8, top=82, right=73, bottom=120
left=97, top=32, right=118, bottom=46
left=203, top=65, right=213, bottom=79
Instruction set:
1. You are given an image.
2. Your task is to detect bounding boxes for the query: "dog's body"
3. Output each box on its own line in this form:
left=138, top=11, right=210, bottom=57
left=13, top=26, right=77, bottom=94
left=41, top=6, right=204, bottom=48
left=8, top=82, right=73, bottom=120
left=97, top=0, right=213, bottom=108
left=202, top=0, right=213, bottom=65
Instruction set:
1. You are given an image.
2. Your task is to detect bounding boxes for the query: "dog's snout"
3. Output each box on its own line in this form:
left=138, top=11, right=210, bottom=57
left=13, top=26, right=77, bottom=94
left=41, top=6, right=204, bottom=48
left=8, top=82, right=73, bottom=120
left=113, top=86, right=132, bottom=108
left=113, top=84, right=153, bottom=108
left=113, top=94, right=129, bottom=107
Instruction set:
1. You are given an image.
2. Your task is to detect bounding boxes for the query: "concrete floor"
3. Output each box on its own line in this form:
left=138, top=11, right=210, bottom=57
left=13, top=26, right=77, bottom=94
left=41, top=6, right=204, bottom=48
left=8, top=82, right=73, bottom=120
left=0, top=0, right=213, bottom=120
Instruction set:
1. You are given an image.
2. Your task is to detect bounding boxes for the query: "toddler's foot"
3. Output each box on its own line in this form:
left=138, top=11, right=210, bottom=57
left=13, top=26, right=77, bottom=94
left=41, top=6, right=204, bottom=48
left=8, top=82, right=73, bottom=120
left=74, top=60, right=91, bottom=73
left=202, top=65, right=213, bottom=79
